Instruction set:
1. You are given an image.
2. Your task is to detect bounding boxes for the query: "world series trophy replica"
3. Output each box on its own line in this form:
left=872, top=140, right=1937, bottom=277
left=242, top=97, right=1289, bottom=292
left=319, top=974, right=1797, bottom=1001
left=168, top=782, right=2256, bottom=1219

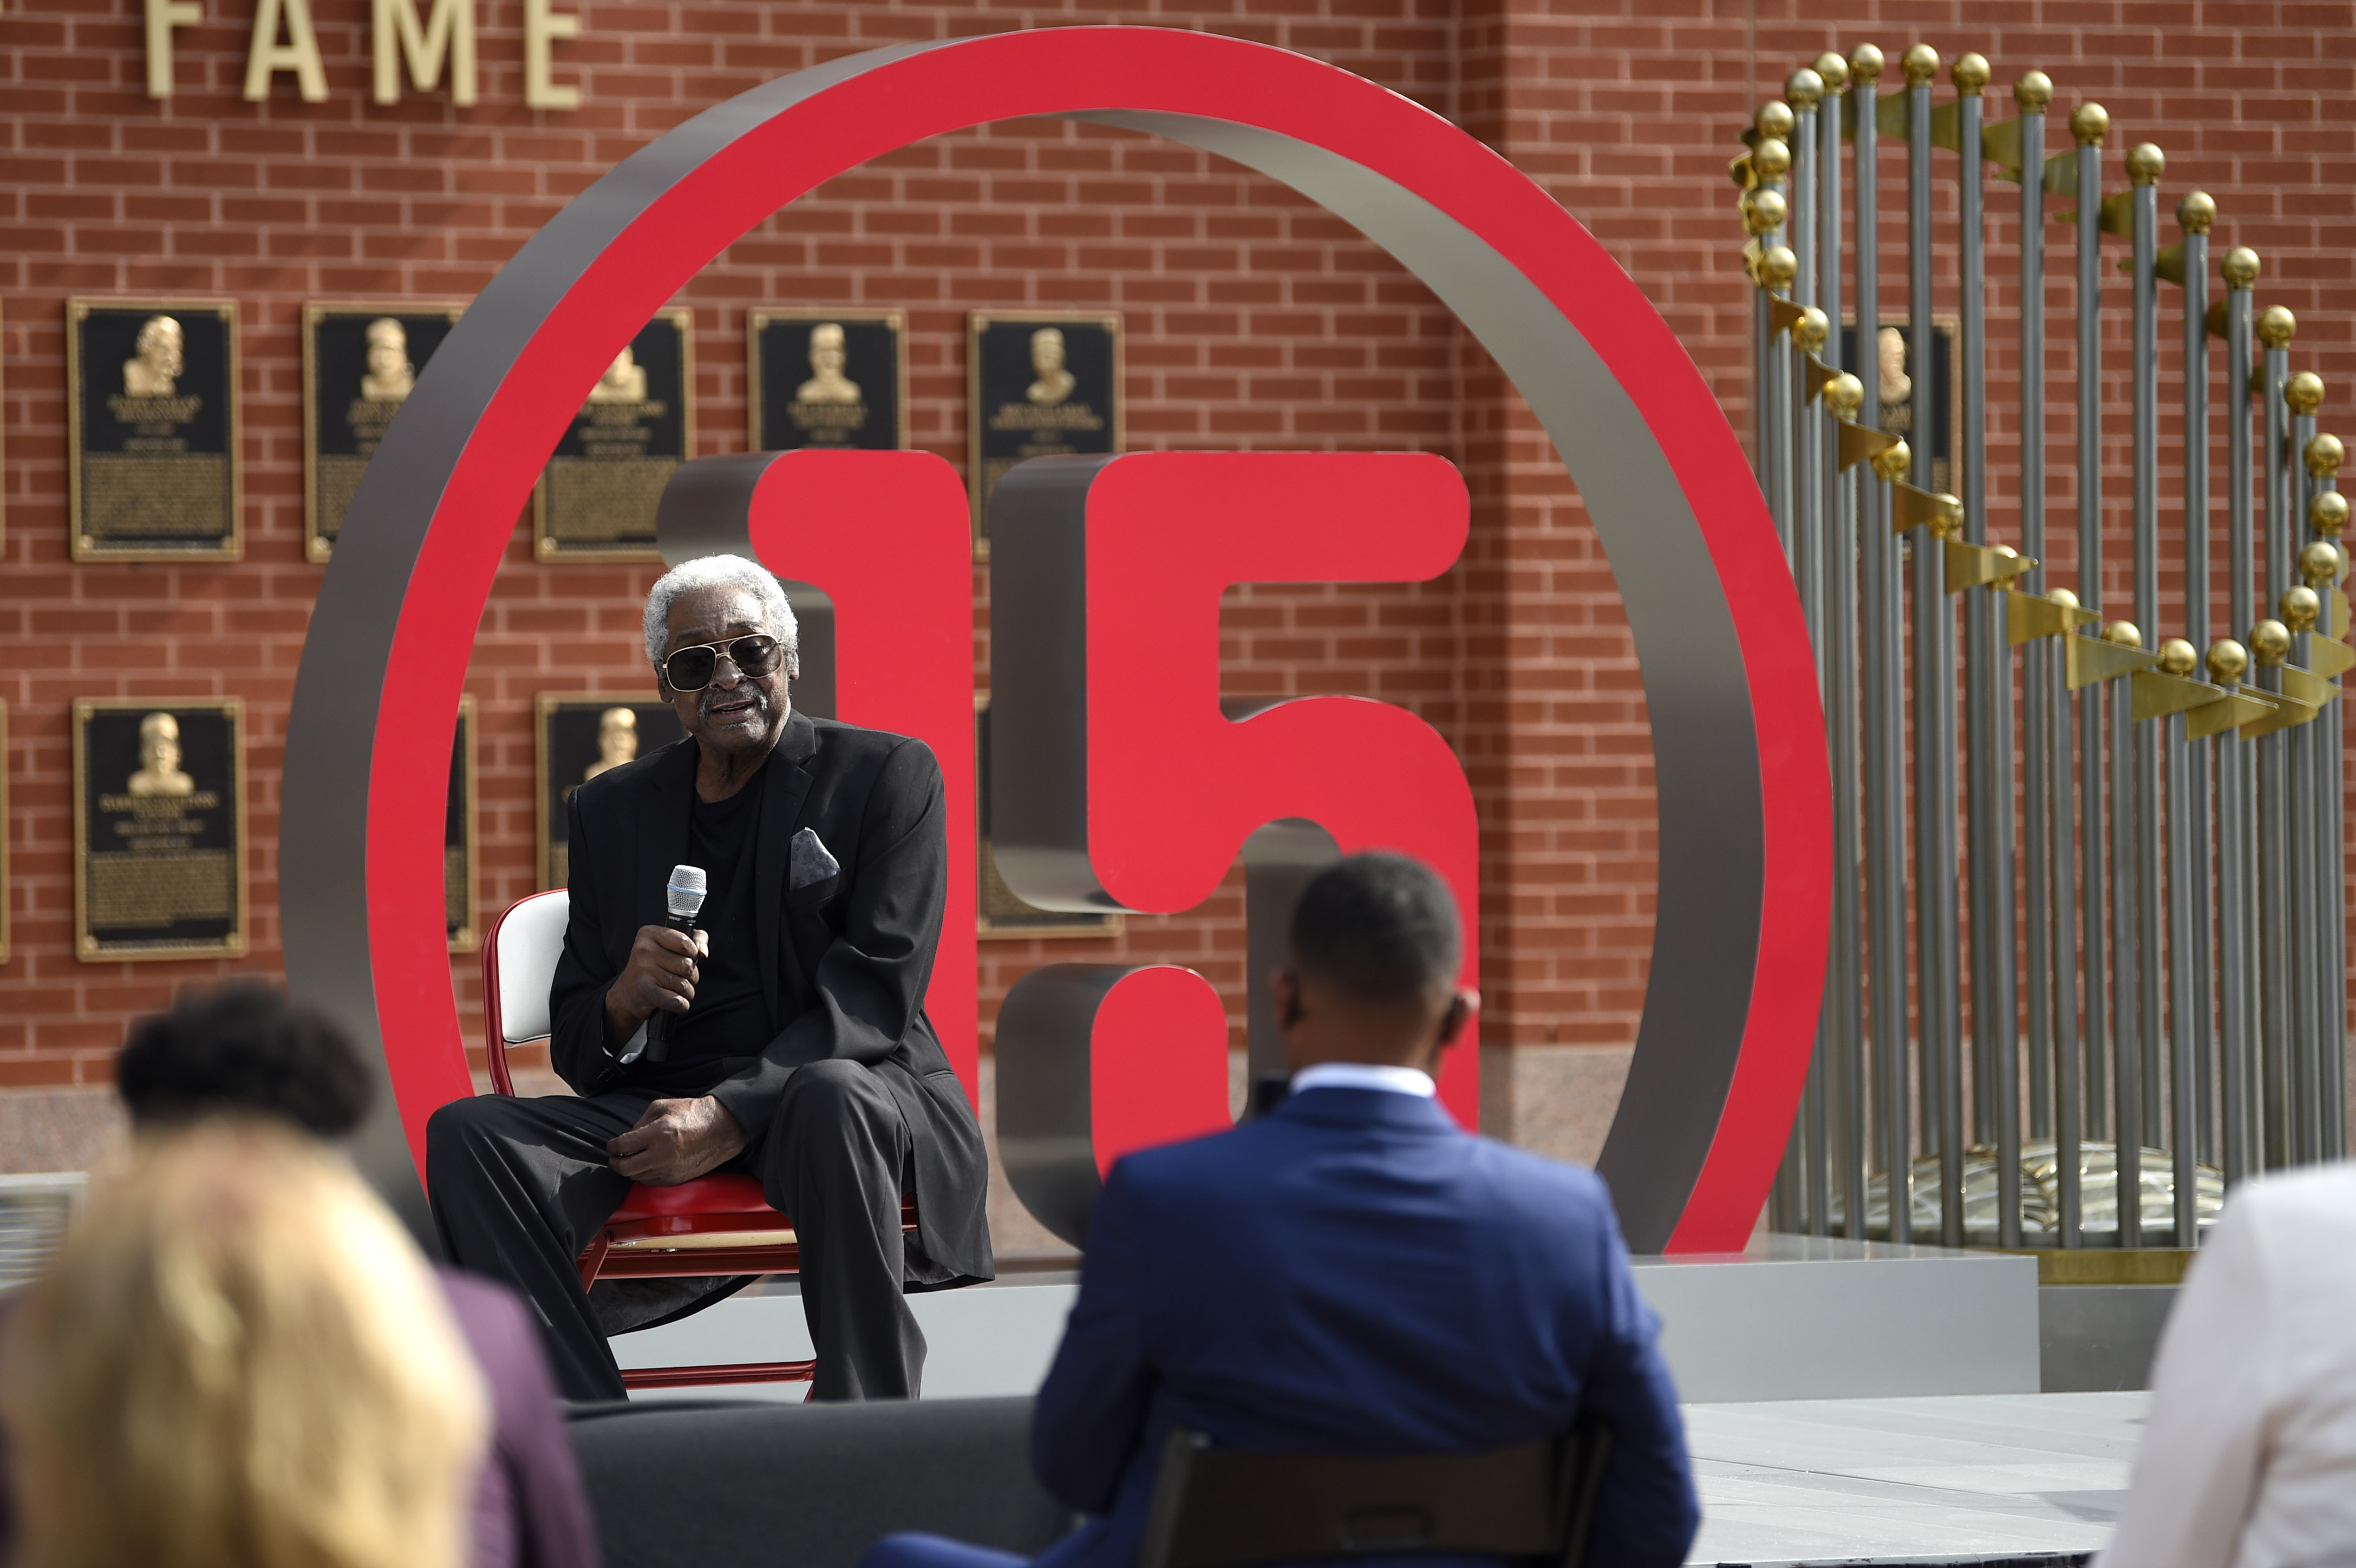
left=1740, top=44, right=2350, bottom=1250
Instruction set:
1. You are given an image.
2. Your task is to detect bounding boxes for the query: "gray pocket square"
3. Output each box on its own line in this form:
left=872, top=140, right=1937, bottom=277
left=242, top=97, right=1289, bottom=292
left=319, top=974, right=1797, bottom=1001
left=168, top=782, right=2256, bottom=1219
left=789, top=827, right=839, bottom=889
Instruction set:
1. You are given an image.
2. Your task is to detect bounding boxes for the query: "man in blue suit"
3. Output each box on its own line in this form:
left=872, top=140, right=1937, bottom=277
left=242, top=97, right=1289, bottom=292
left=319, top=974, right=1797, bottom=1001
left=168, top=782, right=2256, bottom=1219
left=868, top=852, right=1699, bottom=1568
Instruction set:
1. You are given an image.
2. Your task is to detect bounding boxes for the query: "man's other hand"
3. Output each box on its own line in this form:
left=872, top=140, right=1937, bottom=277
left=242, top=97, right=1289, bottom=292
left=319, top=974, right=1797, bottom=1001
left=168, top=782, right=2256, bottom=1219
left=602, top=925, right=708, bottom=1045
left=607, top=1096, right=748, bottom=1185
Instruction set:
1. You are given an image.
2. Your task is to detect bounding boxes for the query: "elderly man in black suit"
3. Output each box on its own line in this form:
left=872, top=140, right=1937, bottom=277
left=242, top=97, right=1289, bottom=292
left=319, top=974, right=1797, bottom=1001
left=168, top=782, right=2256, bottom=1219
left=429, top=554, right=993, bottom=1402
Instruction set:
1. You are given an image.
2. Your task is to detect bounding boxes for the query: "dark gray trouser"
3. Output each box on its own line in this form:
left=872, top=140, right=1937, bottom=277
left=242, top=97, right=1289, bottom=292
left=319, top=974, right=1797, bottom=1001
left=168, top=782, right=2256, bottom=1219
left=426, top=1058, right=926, bottom=1403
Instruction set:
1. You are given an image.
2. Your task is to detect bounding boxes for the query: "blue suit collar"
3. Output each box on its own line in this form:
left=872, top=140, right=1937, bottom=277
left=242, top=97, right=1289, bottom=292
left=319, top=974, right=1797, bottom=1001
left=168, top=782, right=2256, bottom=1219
left=1272, top=1084, right=1461, bottom=1134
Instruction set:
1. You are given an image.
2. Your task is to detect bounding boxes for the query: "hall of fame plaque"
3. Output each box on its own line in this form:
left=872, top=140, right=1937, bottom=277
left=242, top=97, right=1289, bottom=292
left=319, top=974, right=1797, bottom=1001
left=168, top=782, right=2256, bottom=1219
left=975, top=693, right=1121, bottom=940
left=536, top=696, right=687, bottom=888
left=447, top=695, right=478, bottom=953
left=967, top=311, right=1121, bottom=559
left=534, top=308, right=695, bottom=561
left=304, top=303, right=466, bottom=563
left=73, top=698, right=246, bottom=962
left=68, top=300, right=240, bottom=562
left=749, top=311, right=906, bottom=454
left=1839, top=317, right=1959, bottom=500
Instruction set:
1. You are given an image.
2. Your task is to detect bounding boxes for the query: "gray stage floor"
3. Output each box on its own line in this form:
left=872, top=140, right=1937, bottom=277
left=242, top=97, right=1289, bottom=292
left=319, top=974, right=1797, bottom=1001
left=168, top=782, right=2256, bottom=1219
left=1685, top=1391, right=2144, bottom=1566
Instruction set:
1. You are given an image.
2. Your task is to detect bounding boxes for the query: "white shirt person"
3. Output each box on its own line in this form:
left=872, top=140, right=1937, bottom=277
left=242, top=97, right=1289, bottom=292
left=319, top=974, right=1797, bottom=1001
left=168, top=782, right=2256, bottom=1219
left=2101, top=1162, right=2356, bottom=1568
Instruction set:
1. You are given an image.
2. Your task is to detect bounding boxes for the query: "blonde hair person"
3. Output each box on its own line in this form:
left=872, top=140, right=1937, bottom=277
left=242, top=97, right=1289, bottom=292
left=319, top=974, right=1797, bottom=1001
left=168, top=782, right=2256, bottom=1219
left=1, top=1121, right=490, bottom=1568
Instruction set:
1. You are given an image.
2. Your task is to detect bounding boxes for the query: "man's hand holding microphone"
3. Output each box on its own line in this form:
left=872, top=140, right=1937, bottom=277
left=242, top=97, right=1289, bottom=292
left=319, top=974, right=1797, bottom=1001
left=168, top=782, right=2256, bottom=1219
left=599, top=865, right=748, bottom=1184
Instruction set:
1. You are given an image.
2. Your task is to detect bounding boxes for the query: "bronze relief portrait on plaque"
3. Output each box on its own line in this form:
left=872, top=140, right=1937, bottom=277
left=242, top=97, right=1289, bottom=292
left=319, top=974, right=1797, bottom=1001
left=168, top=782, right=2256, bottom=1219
left=1839, top=317, right=1959, bottom=499
left=69, top=300, right=240, bottom=562
left=73, top=699, right=246, bottom=962
left=304, top=303, right=467, bottom=563
left=536, top=696, right=686, bottom=888
left=748, top=311, right=907, bottom=454
left=533, top=308, right=695, bottom=561
left=967, top=311, right=1122, bottom=558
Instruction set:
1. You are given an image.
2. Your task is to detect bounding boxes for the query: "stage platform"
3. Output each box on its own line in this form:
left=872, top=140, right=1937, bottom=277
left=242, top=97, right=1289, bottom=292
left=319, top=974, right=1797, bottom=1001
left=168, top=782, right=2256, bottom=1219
left=1683, top=1391, right=2139, bottom=1566
left=617, top=1236, right=2042, bottom=1404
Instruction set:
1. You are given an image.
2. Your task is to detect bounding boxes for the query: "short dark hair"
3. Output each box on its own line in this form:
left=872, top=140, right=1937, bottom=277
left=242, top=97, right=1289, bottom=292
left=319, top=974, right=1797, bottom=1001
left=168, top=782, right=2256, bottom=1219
left=1288, top=853, right=1462, bottom=1009
left=115, top=983, right=375, bottom=1139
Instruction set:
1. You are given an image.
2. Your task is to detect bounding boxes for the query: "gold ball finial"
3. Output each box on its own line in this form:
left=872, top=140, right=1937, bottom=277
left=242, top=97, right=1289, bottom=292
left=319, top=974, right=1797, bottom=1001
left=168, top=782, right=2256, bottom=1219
left=2301, top=540, right=2342, bottom=587
left=1872, top=440, right=1913, bottom=481
left=1752, top=137, right=1793, bottom=181
left=2287, top=371, right=2325, bottom=415
left=2282, top=585, right=2321, bottom=631
left=1902, top=44, right=1939, bottom=85
left=1793, top=305, right=1830, bottom=351
left=2158, top=637, right=2200, bottom=676
left=2104, top=620, right=2143, bottom=649
left=2306, top=435, right=2345, bottom=482
left=2127, top=143, right=2165, bottom=185
left=1952, top=53, right=1990, bottom=94
left=1759, top=244, right=1798, bottom=290
left=1825, top=372, right=1866, bottom=420
left=2311, top=488, right=2350, bottom=539
left=1785, top=68, right=1824, bottom=110
left=1741, top=186, right=1789, bottom=236
left=2177, top=191, right=2216, bottom=234
left=1813, top=52, right=1850, bottom=92
left=1929, top=493, right=1965, bottom=539
left=2208, top=638, right=2250, bottom=684
left=2070, top=102, right=2109, bottom=145
left=2259, top=305, right=2297, bottom=347
left=2014, top=70, right=2053, bottom=111
left=2252, top=619, right=2292, bottom=664
left=2046, top=587, right=2083, bottom=611
left=1850, top=44, right=1885, bottom=85
left=2223, top=246, right=2261, bottom=290
left=1757, top=100, right=1797, bottom=141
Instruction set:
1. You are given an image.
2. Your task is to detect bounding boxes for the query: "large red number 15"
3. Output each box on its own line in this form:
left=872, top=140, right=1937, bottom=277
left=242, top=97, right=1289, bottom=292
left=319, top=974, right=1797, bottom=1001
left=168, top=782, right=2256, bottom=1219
left=667, top=448, right=1478, bottom=1249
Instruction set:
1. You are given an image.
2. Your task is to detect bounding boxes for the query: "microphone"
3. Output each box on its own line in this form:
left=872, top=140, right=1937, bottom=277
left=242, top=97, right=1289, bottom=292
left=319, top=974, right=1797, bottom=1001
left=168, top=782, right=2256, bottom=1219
left=628, top=865, right=706, bottom=1066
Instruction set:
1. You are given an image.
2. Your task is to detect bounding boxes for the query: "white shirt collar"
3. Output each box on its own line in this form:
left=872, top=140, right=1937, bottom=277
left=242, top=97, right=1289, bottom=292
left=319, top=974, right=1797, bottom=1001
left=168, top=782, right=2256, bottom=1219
left=1288, top=1062, right=1437, bottom=1099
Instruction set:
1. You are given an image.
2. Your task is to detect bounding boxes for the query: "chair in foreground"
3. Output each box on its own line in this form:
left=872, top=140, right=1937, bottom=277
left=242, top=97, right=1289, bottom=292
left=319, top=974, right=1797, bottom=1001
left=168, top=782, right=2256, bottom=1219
left=481, top=888, right=916, bottom=1391
left=1137, top=1422, right=1613, bottom=1568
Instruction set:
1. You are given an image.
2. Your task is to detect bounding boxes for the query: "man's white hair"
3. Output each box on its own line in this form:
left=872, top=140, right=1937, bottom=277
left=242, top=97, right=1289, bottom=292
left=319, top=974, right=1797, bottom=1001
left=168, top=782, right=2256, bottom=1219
left=642, top=554, right=799, bottom=675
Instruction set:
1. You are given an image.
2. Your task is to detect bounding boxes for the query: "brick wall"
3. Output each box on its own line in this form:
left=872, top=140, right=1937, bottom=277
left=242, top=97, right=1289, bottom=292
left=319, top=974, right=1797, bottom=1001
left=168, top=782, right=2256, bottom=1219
left=0, top=0, right=2350, bottom=1133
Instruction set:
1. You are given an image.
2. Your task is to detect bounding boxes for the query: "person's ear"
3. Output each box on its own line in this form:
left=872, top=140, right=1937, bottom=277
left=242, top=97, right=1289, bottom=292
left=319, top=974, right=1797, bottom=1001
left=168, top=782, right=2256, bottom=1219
left=1436, top=987, right=1479, bottom=1046
left=1272, top=968, right=1302, bottom=1030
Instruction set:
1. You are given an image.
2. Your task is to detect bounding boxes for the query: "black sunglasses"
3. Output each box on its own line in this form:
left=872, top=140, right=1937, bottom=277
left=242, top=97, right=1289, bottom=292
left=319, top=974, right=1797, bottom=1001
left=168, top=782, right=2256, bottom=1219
left=663, top=634, right=785, bottom=692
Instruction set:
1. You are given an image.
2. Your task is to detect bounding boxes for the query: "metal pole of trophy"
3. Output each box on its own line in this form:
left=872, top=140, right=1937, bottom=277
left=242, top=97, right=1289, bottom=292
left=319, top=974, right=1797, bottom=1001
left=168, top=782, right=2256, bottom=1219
left=2213, top=635, right=2254, bottom=1187
left=1907, top=44, right=1966, bottom=1243
left=2158, top=636, right=2199, bottom=1246
left=1786, top=70, right=1834, bottom=1232
left=1816, top=54, right=1873, bottom=1234
left=2073, top=103, right=2113, bottom=1157
left=2256, top=305, right=2295, bottom=1167
left=2018, top=73, right=2055, bottom=1164
left=2224, top=250, right=2261, bottom=1170
left=1957, top=54, right=2024, bottom=1244
left=1851, top=45, right=1913, bottom=1242
left=2300, top=530, right=2344, bottom=1160
left=2178, top=192, right=2216, bottom=1166
left=2288, top=377, right=2323, bottom=1165
left=2130, top=145, right=2164, bottom=1176
left=2309, top=466, right=2349, bottom=1158
left=2286, top=576, right=2320, bottom=1165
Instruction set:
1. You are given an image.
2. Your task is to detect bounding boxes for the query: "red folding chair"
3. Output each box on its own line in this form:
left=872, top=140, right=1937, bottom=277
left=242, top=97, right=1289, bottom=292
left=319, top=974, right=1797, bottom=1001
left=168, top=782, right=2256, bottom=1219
left=481, top=888, right=916, bottom=1390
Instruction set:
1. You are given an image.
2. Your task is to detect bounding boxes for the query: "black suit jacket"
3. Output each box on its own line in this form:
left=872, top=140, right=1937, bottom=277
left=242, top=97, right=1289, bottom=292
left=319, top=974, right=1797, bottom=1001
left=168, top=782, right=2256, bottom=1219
left=549, top=710, right=993, bottom=1283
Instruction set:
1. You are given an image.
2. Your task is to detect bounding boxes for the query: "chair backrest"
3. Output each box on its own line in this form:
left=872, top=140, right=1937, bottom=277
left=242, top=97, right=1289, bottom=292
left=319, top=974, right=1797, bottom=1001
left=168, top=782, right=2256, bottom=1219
left=482, top=890, right=570, bottom=1095
left=1136, top=1421, right=1611, bottom=1568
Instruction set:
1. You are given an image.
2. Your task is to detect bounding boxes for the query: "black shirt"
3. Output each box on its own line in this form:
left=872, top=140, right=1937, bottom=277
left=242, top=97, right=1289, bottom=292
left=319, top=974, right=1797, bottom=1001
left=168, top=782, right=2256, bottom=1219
left=636, top=767, right=769, bottom=1094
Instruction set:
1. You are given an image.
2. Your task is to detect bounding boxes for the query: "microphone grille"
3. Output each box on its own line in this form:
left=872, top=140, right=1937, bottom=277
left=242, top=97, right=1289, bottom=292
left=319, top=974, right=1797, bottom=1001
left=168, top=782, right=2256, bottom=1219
left=665, top=864, right=708, bottom=917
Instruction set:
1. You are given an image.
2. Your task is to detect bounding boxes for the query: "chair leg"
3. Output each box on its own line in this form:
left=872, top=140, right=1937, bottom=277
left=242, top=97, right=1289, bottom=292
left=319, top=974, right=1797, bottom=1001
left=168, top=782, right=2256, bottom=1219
left=576, top=1232, right=612, bottom=1292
